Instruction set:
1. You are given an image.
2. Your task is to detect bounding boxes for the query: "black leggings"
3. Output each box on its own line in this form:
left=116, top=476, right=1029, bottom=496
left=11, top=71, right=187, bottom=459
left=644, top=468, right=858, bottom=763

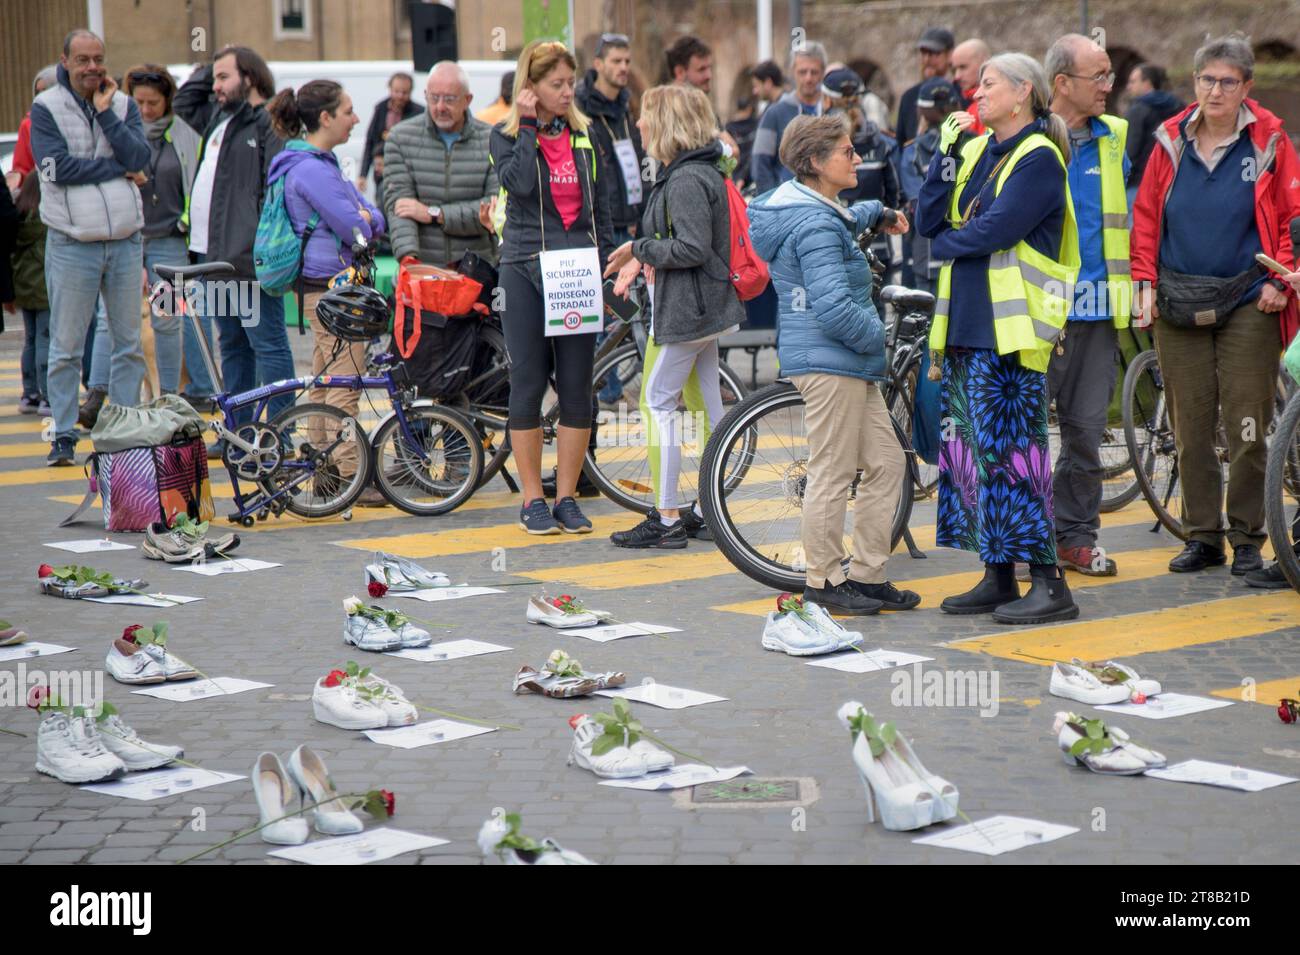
left=498, top=260, right=596, bottom=430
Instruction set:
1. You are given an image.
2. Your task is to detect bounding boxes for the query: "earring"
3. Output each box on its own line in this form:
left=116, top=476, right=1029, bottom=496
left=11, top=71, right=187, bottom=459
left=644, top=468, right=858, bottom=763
left=1012, top=103, right=1021, bottom=117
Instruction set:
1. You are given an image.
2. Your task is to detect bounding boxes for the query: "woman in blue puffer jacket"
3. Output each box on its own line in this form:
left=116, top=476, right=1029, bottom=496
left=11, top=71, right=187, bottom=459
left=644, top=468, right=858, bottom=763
left=748, top=112, right=918, bottom=616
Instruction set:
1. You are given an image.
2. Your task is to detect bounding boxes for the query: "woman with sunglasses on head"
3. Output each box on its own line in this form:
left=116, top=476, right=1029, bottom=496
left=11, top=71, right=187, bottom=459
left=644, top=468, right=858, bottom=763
left=1131, top=34, right=1300, bottom=578
left=122, top=65, right=207, bottom=406
left=916, top=52, right=1082, bottom=624
left=490, top=40, right=614, bottom=536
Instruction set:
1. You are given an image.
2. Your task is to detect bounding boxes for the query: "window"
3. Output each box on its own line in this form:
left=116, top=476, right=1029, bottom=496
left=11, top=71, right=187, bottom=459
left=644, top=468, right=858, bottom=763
left=274, top=0, right=312, bottom=40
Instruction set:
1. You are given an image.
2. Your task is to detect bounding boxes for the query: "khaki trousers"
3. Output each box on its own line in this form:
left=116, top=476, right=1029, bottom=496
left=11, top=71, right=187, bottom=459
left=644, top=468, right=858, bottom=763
left=303, top=289, right=369, bottom=476
left=790, top=373, right=904, bottom=587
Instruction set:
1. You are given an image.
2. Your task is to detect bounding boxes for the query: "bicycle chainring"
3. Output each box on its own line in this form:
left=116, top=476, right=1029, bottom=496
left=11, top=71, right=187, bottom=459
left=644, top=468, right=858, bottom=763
left=222, top=424, right=282, bottom=480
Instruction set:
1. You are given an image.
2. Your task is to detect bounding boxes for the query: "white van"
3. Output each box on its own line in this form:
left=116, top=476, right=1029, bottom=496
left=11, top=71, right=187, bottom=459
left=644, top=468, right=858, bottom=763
left=168, top=59, right=512, bottom=199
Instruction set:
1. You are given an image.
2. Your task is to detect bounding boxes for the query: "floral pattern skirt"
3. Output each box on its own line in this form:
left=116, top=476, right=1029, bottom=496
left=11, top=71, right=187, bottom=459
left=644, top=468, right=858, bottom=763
left=936, top=347, right=1056, bottom=565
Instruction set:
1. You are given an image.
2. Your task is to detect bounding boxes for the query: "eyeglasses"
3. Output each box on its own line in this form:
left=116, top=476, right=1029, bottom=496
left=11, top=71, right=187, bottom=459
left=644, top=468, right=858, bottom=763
left=596, top=33, right=629, bottom=56
left=1195, top=74, right=1243, bottom=93
left=129, top=71, right=166, bottom=84
left=838, top=144, right=858, bottom=160
left=1066, top=71, right=1116, bottom=89
left=427, top=94, right=463, bottom=104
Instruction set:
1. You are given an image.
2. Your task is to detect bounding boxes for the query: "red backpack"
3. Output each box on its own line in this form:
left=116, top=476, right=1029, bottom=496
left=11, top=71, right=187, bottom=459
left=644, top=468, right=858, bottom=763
left=666, top=171, right=770, bottom=302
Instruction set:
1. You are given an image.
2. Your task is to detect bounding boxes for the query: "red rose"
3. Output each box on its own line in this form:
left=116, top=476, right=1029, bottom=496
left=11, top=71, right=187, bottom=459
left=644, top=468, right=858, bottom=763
left=37, top=564, right=54, bottom=579
left=1279, top=702, right=1295, bottom=724
left=1130, top=692, right=1146, bottom=705
left=568, top=713, right=588, bottom=729
left=777, top=592, right=801, bottom=613
left=367, top=581, right=388, bottom=598
left=322, top=669, right=347, bottom=688
left=26, top=685, right=49, bottom=711
left=380, top=789, right=395, bottom=816
left=122, top=624, right=144, bottom=644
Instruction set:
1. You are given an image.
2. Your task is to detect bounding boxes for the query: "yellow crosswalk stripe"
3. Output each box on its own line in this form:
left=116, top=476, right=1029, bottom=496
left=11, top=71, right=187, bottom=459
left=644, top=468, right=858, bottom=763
left=0, top=421, right=48, bottom=436
left=948, top=591, right=1300, bottom=665
left=336, top=514, right=635, bottom=557
left=1211, top=677, right=1300, bottom=708
left=516, top=550, right=736, bottom=589
left=0, top=438, right=93, bottom=460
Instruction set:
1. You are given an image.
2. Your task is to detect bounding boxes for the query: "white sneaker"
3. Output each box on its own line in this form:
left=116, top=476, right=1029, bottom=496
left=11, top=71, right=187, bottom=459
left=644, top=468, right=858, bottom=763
left=364, top=552, right=450, bottom=591
left=344, top=613, right=403, bottom=652
left=566, top=715, right=648, bottom=778
left=1072, top=658, right=1162, bottom=698
left=527, top=595, right=598, bottom=628
left=1048, top=662, right=1131, bottom=705
left=357, top=673, right=418, bottom=726
left=478, top=814, right=597, bottom=865
left=387, top=615, right=432, bottom=649
left=106, top=639, right=167, bottom=685
left=97, top=714, right=183, bottom=770
left=139, top=643, right=199, bottom=681
left=286, top=745, right=364, bottom=836
left=629, top=738, right=675, bottom=772
left=802, top=602, right=865, bottom=651
left=312, top=677, right=389, bottom=730
left=251, top=752, right=309, bottom=845
left=761, top=611, right=839, bottom=656
left=35, top=713, right=127, bottom=784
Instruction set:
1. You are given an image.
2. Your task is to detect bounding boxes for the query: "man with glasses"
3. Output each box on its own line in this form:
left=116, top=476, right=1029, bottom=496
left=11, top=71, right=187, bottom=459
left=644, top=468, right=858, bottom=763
left=30, top=30, right=150, bottom=465
left=383, top=60, right=498, bottom=266
left=1044, top=34, right=1131, bottom=576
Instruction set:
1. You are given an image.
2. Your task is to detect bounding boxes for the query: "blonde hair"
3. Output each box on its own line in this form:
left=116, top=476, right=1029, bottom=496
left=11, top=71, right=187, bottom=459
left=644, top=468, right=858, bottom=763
left=639, top=84, right=719, bottom=166
left=501, top=40, right=589, bottom=137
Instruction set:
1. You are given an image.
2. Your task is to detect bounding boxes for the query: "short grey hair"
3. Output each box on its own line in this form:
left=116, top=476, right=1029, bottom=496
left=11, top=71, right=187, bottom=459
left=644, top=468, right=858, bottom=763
left=1194, top=35, right=1254, bottom=82
left=34, top=64, right=58, bottom=96
left=62, top=29, right=102, bottom=57
left=1044, top=33, right=1094, bottom=87
left=428, top=60, right=470, bottom=93
left=790, top=41, right=828, bottom=69
left=780, top=112, right=850, bottom=182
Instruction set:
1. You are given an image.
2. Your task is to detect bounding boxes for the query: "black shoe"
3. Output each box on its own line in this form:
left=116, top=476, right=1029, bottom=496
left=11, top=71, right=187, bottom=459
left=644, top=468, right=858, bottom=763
left=679, top=507, right=713, bottom=541
left=803, top=580, right=882, bottom=616
left=552, top=496, right=593, bottom=534
left=993, top=566, right=1079, bottom=625
left=519, top=497, right=561, bottom=535
left=849, top=579, right=921, bottom=610
left=610, top=510, right=687, bottom=549
left=181, top=394, right=217, bottom=414
left=77, top=388, right=106, bottom=430
left=541, top=468, right=602, bottom=499
left=1230, top=544, right=1263, bottom=576
left=1244, top=561, right=1292, bottom=590
left=46, top=436, right=76, bottom=467
left=1168, top=540, right=1226, bottom=573
left=940, top=563, right=1019, bottom=615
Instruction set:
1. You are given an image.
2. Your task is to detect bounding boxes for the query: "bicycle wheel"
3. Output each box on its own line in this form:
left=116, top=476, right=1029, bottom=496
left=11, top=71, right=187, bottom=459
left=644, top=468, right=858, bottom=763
left=1122, top=349, right=1185, bottom=538
left=583, top=342, right=748, bottom=514
left=1097, top=425, right=1141, bottom=511
left=1266, top=389, right=1300, bottom=591
left=371, top=404, right=484, bottom=516
left=698, top=381, right=912, bottom=592
left=886, top=362, right=938, bottom=499
left=261, top=402, right=373, bottom=519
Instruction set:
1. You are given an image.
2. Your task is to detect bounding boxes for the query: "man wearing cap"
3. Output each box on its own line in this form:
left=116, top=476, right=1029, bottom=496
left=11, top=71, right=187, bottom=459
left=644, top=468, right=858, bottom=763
left=751, top=41, right=828, bottom=194
left=895, top=28, right=961, bottom=148
left=1045, top=33, right=1131, bottom=577
left=951, top=38, right=990, bottom=135
left=899, top=77, right=968, bottom=294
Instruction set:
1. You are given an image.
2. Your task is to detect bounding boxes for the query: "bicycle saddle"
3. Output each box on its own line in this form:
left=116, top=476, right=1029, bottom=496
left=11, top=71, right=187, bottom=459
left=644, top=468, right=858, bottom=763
left=153, top=261, right=236, bottom=283
left=880, top=285, right=936, bottom=315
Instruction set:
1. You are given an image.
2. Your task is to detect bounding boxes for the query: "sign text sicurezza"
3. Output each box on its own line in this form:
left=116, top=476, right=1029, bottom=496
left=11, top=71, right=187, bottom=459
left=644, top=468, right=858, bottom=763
left=540, top=246, right=604, bottom=337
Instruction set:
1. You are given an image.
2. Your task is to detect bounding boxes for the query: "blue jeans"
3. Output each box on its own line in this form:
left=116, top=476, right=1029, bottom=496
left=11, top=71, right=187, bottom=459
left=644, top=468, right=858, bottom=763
left=88, top=296, right=111, bottom=391
left=198, top=257, right=295, bottom=424
left=21, top=308, right=51, bottom=400
left=142, top=233, right=191, bottom=393
left=45, top=230, right=145, bottom=440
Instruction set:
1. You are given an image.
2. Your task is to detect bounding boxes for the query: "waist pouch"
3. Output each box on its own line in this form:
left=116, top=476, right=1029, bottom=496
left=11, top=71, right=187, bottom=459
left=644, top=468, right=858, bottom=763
left=1156, top=265, right=1261, bottom=330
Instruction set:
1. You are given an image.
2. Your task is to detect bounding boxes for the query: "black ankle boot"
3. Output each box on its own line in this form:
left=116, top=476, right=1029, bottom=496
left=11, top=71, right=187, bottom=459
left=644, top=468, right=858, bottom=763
left=940, top=563, right=1019, bottom=615
left=992, top=563, right=1079, bottom=625
left=77, top=387, right=107, bottom=430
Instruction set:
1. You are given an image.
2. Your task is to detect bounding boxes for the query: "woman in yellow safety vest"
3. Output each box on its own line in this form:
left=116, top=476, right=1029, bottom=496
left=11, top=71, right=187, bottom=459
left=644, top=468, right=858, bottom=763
left=915, top=52, right=1083, bottom=625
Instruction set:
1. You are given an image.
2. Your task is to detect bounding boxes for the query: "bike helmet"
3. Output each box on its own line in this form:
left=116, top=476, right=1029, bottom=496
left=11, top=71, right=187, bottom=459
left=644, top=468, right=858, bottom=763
left=314, top=284, right=391, bottom=341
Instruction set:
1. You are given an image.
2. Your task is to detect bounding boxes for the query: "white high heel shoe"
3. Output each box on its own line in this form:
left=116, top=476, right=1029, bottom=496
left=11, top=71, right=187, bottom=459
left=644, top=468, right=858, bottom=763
left=286, top=745, right=364, bottom=835
left=251, top=752, right=309, bottom=845
left=836, top=702, right=935, bottom=831
left=890, top=731, right=959, bottom=822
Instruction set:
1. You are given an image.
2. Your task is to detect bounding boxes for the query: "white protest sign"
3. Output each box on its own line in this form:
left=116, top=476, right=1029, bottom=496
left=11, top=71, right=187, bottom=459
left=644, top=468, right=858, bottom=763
left=612, top=139, right=643, bottom=205
left=540, top=247, right=603, bottom=337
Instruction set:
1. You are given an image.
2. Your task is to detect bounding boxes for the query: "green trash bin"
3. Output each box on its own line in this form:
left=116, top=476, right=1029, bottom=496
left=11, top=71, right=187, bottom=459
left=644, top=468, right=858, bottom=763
left=283, top=255, right=400, bottom=329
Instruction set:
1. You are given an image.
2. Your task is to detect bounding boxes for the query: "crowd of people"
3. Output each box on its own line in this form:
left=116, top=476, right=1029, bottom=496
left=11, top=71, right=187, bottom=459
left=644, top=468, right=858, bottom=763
left=2, top=25, right=1299, bottom=621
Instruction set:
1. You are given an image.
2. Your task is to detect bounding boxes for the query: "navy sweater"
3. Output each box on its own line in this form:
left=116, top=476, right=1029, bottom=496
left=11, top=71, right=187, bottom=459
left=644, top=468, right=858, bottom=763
left=916, top=120, right=1067, bottom=349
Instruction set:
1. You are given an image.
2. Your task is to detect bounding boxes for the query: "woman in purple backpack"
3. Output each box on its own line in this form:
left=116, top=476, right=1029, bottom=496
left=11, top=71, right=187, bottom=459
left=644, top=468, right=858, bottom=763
left=266, top=81, right=386, bottom=504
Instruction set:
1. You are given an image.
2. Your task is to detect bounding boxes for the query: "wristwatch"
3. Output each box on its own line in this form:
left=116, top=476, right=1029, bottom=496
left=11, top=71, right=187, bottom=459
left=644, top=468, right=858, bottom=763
left=427, top=205, right=442, bottom=223
left=1267, top=277, right=1289, bottom=294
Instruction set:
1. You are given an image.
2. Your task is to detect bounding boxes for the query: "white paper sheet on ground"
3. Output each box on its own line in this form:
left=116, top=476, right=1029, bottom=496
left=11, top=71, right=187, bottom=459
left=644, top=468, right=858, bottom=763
left=386, top=639, right=512, bottom=662
left=267, top=828, right=449, bottom=865
left=83, top=593, right=203, bottom=608
left=1143, top=759, right=1298, bottom=792
left=1095, top=693, right=1234, bottom=720
left=44, top=539, right=135, bottom=553
left=363, top=719, right=496, bottom=749
left=594, top=683, right=727, bottom=709
left=911, top=815, right=1078, bottom=856
left=560, top=622, right=682, bottom=642
left=600, top=765, right=752, bottom=790
left=396, top=586, right=503, bottom=602
left=130, top=677, right=272, bottom=701
left=173, top=558, right=281, bottom=576
left=805, top=649, right=935, bottom=673
left=0, top=642, right=77, bottom=662
left=81, top=767, right=244, bottom=801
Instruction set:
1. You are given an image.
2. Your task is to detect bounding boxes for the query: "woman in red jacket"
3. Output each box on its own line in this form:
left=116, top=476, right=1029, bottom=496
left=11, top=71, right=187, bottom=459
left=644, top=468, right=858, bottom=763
left=1130, top=35, right=1300, bottom=577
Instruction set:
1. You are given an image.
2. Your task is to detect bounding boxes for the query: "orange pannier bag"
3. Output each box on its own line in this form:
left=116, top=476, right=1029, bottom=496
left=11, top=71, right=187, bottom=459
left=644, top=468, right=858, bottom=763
left=392, top=257, right=486, bottom=359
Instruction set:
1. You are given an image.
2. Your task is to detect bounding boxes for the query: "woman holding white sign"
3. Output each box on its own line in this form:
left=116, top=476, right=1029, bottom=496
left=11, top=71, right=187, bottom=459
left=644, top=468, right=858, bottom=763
left=489, top=40, right=615, bottom=535
left=604, top=84, right=748, bottom=549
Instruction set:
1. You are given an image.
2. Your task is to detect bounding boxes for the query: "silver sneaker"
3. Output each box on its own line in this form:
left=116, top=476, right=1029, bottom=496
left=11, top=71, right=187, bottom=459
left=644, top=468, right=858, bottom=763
left=343, top=614, right=403, bottom=652
left=97, top=714, right=184, bottom=771
left=143, top=522, right=205, bottom=563
left=364, top=552, right=450, bottom=591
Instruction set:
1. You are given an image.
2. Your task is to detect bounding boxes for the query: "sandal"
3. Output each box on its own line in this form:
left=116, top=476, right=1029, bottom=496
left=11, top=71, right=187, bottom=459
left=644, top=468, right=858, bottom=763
left=364, top=552, right=450, bottom=591
left=513, top=665, right=626, bottom=699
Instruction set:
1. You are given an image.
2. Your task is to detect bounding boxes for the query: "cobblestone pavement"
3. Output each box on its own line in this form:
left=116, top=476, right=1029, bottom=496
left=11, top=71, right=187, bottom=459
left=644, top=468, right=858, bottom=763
left=1, top=333, right=1298, bottom=865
